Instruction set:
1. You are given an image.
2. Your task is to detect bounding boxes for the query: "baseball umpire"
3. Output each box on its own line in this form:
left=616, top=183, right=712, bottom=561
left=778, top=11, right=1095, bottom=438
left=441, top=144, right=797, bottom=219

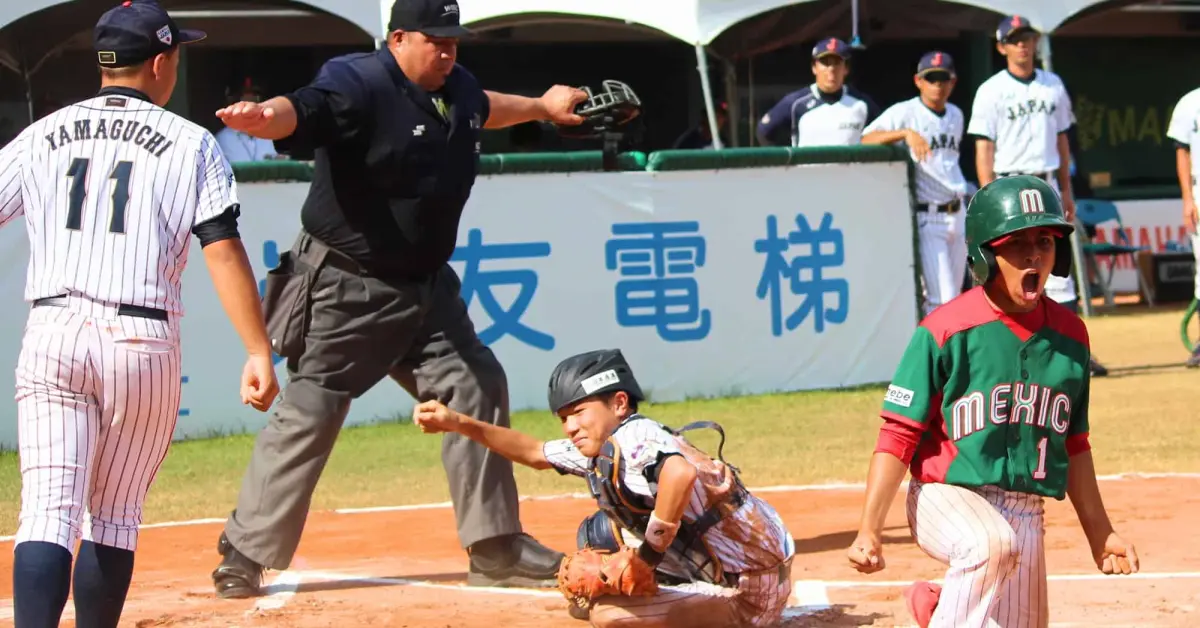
left=209, top=0, right=594, bottom=596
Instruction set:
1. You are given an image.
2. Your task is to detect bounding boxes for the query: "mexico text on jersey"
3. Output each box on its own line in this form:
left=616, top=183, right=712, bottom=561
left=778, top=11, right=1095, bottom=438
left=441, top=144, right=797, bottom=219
left=881, top=288, right=1092, bottom=499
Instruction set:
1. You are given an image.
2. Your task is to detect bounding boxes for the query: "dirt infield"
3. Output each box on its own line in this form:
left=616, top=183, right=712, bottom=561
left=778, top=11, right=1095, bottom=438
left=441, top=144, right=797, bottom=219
left=0, top=475, right=1195, bottom=627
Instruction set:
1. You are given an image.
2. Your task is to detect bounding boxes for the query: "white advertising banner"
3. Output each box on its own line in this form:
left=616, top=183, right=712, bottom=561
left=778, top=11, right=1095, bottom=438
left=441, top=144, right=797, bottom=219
left=1095, top=198, right=1191, bottom=294
left=0, top=162, right=918, bottom=448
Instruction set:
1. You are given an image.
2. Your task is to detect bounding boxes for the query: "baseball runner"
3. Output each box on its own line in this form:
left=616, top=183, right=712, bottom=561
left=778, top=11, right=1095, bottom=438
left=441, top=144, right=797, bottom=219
left=845, top=176, right=1139, bottom=628
left=413, top=349, right=796, bottom=627
left=1165, top=87, right=1200, bottom=366
left=0, top=2, right=278, bottom=626
left=757, top=37, right=880, bottom=148
left=863, top=51, right=968, bottom=316
left=967, top=14, right=1109, bottom=377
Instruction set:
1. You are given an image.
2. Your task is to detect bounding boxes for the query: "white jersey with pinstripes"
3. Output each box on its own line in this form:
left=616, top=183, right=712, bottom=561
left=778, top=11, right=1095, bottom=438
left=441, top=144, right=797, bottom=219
left=0, top=92, right=238, bottom=314
left=543, top=417, right=795, bottom=626
left=864, top=97, right=967, bottom=205
left=0, top=91, right=237, bottom=556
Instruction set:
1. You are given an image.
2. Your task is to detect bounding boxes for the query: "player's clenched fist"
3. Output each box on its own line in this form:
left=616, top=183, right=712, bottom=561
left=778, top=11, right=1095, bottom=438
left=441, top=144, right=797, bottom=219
left=1094, top=532, right=1139, bottom=576
left=240, top=354, right=279, bottom=412
left=412, top=400, right=463, bottom=434
left=847, top=531, right=886, bottom=574
left=216, top=101, right=277, bottom=134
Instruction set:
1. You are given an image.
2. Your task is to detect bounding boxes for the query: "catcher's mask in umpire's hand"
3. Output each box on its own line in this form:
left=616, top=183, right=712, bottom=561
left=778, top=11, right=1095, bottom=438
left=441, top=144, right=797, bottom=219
left=556, top=80, right=643, bottom=171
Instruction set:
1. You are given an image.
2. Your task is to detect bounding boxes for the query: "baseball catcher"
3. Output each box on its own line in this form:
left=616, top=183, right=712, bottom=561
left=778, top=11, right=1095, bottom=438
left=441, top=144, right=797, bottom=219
left=413, top=349, right=796, bottom=627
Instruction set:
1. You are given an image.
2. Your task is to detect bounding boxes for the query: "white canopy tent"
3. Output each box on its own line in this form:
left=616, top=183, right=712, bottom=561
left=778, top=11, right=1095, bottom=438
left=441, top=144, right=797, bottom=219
left=449, top=0, right=1131, bottom=149
left=0, top=0, right=384, bottom=37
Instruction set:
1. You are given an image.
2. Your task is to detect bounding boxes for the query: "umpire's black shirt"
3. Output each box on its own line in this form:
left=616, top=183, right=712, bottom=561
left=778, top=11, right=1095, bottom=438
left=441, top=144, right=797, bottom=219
left=276, top=48, right=489, bottom=278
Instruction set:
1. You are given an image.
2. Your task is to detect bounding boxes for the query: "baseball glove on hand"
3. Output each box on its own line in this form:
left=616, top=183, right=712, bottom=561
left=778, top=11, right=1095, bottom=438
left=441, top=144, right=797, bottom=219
left=557, top=546, right=659, bottom=607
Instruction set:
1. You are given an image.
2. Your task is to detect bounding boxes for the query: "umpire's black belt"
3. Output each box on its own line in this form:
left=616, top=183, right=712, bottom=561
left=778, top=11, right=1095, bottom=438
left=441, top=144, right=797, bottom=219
left=33, top=295, right=169, bottom=322
left=915, top=201, right=961, bottom=213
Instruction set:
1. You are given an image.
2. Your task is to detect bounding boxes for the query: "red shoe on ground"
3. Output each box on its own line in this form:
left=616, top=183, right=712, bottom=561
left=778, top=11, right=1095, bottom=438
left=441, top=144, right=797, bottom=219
left=903, top=580, right=942, bottom=628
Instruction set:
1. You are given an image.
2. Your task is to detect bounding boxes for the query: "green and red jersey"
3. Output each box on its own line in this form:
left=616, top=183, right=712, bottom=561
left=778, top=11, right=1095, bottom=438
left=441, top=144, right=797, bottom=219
left=879, top=287, right=1091, bottom=500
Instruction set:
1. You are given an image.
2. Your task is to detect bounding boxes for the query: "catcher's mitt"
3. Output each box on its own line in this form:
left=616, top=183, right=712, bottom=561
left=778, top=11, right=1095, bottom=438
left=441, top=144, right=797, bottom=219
left=556, top=546, right=659, bottom=608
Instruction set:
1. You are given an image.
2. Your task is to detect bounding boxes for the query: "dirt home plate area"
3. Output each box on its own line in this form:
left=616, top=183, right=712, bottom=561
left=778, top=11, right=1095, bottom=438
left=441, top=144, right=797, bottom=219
left=0, top=475, right=1195, bottom=627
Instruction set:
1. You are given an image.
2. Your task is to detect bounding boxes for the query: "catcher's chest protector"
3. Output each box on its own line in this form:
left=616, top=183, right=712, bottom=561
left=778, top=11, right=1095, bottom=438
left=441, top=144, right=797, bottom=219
left=586, top=419, right=749, bottom=585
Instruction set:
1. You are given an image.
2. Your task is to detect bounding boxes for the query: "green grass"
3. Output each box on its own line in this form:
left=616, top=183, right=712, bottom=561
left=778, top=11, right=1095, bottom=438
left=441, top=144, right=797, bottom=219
left=0, top=307, right=1197, bottom=535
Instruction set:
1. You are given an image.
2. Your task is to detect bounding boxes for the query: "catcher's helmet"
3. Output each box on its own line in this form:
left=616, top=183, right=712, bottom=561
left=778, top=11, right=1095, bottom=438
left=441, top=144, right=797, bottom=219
left=547, top=349, right=645, bottom=415
left=966, top=175, right=1075, bottom=285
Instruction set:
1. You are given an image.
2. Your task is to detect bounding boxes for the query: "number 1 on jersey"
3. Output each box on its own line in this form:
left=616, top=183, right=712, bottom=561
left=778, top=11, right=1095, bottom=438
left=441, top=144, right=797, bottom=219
left=65, top=157, right=132, bottom=234
left=1033, top=436, right=1048, bottom=480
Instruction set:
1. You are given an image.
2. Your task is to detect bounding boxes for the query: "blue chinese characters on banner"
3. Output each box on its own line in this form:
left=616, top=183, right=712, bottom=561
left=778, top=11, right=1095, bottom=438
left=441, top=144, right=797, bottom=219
left=755, top=212, right=849, bottom=336
left=605, top=221, right=711, bottom=342
left=451, top=228, right=555, bottom=350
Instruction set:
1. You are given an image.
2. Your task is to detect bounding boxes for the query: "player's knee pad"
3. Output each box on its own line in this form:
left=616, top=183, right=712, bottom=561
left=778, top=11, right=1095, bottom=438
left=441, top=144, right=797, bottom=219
left=576, top=510, right=622, bottom=552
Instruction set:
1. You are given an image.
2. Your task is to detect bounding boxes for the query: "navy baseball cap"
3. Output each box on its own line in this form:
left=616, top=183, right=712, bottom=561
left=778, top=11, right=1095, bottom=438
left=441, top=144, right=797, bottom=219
left=917, top=51, right=956, bottom=78
left=996, top=14, right=1038, bottom=42
left=388, top=0, right=472, bottom=37
left=94, top=0, right=205, bottom=68
left=812, top=37, right=851, bottom=61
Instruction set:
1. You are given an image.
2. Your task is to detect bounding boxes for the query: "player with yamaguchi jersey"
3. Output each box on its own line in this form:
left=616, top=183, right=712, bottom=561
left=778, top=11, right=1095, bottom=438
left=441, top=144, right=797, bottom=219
left=757, top=37, right=880, bottom=148
left=0, top=2, right=278, bottom=626
left=864, top=51, right=968, bottom=315
left=845, top=176, right=1139, bottom=628
left=967, top=14, right=1109, bottom=377
left=1165, top=87, right=1200, bottom=366
left=413, top=349, right=795, bottom=627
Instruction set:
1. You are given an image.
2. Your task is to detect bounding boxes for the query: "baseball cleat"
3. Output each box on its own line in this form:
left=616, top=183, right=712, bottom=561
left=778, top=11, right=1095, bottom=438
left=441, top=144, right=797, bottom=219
left=212, top=533, right=265, bottom=599
left=904, top=580, right=941, bottom=628
left=466, top=533, right=565, bottom=588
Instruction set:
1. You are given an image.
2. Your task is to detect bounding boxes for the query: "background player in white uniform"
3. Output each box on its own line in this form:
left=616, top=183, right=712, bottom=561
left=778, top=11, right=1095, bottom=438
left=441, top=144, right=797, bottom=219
left=1165, top=87, right=1200, bottom=366
left=757, top=38, right=880, bottom=148
left=0, top=2, right=279, bottom=626
left=967, top=14, right=1109, bottom=376
left=864, top=51, right=968, bottom=316
left=414, top=349, right=795, bottom=627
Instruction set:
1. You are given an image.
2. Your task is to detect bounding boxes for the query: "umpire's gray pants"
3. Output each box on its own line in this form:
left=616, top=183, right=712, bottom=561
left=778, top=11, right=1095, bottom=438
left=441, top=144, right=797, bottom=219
left=223, top=231, right=522, bottom=571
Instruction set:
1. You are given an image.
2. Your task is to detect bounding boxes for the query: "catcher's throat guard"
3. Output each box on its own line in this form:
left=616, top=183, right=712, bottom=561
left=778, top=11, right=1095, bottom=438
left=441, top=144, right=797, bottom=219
left=558, top=80, right=642, bottom=172
left=584, top=418, right=747, bottom=586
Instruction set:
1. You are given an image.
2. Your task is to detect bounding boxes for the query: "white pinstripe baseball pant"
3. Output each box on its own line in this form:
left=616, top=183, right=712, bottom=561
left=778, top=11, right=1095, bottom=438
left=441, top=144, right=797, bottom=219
left=15, top=294, right=181, bottom=553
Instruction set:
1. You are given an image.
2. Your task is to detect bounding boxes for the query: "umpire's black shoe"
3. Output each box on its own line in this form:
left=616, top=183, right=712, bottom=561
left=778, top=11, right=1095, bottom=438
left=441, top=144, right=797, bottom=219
left=212, top=533, right=265, bottom=599
left=466, top=533, right=565, bottom=588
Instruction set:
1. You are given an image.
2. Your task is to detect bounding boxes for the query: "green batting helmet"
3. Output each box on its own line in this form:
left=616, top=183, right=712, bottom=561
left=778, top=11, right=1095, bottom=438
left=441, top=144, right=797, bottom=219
left=965, top=175, right=1075, bottom=285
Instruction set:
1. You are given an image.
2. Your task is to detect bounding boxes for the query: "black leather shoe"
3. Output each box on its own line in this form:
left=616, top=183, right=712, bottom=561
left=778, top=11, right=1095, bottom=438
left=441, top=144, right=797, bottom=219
left=212, top=533, right=265, bottom=599
left=1089, top=356, right=1109, bottom=377
left=466, top=533, right=565, bottom=588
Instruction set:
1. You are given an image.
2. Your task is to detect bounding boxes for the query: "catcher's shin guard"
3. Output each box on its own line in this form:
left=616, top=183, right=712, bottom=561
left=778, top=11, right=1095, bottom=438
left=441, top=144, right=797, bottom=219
left=577, top=510, right=623, bottom=552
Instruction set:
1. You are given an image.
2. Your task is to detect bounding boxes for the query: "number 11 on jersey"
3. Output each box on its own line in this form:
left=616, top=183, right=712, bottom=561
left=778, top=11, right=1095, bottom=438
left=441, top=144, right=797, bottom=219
left=65, top=157, right=132, bottom=234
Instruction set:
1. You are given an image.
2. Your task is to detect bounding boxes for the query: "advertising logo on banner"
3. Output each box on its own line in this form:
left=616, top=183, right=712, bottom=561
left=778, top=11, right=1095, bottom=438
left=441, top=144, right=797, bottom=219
left=0, top=162, right=918, bottom=448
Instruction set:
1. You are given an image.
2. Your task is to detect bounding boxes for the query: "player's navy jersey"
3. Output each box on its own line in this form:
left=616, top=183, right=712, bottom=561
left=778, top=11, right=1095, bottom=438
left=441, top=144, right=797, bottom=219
left=967, top=69, right=1074, bottom=175
left=0, top=87, right=237, bottom=315
left=757, top=84, right=880, bottom=148
left=864, top=97, right=967, bottom=205
left=880, top=288, right=1091, bottom=499
left=543, top=416, right=795, bottom=576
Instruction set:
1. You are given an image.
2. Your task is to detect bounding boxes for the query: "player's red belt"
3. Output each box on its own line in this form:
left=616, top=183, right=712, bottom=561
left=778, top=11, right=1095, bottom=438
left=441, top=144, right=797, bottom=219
left=33, top=295, right=169, bottom=322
